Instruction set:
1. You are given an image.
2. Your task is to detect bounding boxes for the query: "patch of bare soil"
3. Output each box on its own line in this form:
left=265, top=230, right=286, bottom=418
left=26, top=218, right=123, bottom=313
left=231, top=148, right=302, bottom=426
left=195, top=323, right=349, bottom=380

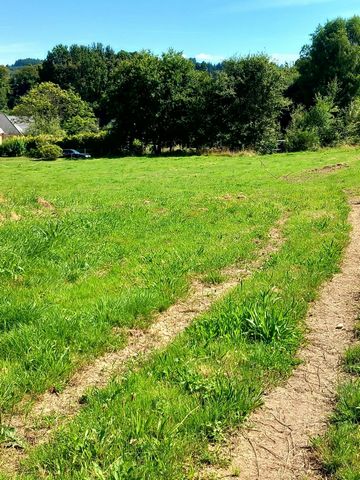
left=283, top=163, right=349, bottom=183
left=311, top=163, right=349, bottom=174
left=10, top=212, right=21, bottom=221
left=202, top=202, right=360, bottom=480
left=217, top=194, right=248, bottom=202
left=37, top=197, right=55, bottom=210
left=0, top=217, right=287, bottom=474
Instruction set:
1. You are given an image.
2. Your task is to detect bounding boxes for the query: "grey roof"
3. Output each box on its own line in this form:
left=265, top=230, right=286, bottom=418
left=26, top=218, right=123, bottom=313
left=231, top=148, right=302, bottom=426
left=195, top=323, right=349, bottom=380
left=0, top=113, right=32, bottom=135
left=8, top=115, right=32, bottom=134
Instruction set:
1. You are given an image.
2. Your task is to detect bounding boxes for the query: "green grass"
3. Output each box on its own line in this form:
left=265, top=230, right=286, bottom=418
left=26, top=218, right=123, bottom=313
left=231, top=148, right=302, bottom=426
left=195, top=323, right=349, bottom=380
left=1, top=148, right=360, bottom=479
left=316, top=337, right=360, bottom=479
left=0, top=155, right=281, bottom=411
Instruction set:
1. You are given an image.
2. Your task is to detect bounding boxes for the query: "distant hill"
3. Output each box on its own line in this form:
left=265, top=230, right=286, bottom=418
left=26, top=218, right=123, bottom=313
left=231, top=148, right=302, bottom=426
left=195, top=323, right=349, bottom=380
left=9, top=58, right=42, bottom=70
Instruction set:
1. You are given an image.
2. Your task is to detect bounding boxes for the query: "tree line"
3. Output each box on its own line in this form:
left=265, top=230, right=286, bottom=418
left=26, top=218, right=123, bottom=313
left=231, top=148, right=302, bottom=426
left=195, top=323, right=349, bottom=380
left=2, top=16, right=360, bottom=154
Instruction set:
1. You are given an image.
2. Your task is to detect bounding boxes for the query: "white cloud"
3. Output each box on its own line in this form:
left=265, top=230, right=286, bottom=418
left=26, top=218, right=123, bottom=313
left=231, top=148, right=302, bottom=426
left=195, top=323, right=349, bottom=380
left=195, top=53, right=225, bottom=63
left=271, top=52, right=299, bottom=64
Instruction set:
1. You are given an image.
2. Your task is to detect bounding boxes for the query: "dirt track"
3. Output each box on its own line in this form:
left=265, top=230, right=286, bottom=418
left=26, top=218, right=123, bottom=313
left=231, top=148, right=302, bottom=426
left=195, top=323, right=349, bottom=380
left=1, top=218, right=286, bottom=474
left=204, top=202, right=360, bottom=480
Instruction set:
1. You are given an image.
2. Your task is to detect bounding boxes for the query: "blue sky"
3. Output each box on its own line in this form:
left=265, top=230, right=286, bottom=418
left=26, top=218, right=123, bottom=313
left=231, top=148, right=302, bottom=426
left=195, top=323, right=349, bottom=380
left=1, top=0, right=360, bottom=65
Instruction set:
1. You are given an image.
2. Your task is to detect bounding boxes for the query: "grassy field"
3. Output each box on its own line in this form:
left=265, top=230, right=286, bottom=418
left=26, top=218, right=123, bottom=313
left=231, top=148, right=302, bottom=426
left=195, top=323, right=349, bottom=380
left=0, top=149, right=359, bottom=479
left=315, top=330, right=360, bottom=479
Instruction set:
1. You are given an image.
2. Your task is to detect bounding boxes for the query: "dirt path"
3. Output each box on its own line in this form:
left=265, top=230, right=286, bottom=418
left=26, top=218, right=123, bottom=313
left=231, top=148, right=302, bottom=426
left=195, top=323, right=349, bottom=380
left=0, top=218, right=287, bottom=474
left=203, top=202, right=360, bottom=480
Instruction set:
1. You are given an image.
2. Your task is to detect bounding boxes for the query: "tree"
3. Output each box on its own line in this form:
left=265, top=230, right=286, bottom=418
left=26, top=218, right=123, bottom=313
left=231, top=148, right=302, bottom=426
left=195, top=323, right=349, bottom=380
left=0, top=66, right=10, bottom=110
left=106, top=50, right=211, bottom=153
left=106, top=51, right=162, bottom=149
left=11, top=58, right=42, bottom=68
left=291, top=16, right=360, bottom=107
left=13, top=82, right=98, bottom=135
left=202, top=70, right=236, bottom=147
left=8, top=65, right=40, bottom=108
left=220, top=55, right=289, bottom=151
left=40, top=44, right=122, bottom=120
left=156, top=50, right=208, bottom=152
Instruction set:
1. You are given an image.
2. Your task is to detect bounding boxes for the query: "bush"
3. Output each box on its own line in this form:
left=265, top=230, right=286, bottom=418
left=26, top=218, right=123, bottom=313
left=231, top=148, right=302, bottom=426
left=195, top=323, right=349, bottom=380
left=285, top=88, right=341, bottom=152
left=25, top=134, right=64, bottom=151
left=130, top=139, right=144, bottom=156
left=285, top=128, right=320, bottom=152
left=30, top=143, right=63, bottom=160
left=0, top=137, right=27, bottom=157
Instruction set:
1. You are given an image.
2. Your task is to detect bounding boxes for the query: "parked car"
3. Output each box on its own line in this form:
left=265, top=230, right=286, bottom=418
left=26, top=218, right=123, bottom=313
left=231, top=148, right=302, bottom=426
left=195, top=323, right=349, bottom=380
left=62, top=149, right=91, bottom=159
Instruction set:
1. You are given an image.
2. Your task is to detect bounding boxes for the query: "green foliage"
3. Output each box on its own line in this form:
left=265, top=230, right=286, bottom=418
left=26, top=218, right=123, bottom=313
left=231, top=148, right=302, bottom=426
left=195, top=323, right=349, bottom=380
left=293, top=16, right=360, bottom=107
left=107, top=50, right=162, bottom=148
left=13, top=82, right=98, bottom=136
left=4, top=19, right=360, bottom=153
left=0, top=137, right=27, bottom=157
left=40, top=43, right=121, bottom=119
left=342, top=97, right=360, bottom=144
left=316, top=379, right=360, bottom=479
left=285, top=90, right=339, bottom=151
left=30, top=143, right=63, bottom=160
left=221, top=55, right=289, bottom=152
left=106, top=51, right=287, bottom=153
left=62, top=115, right=99, bottom=135
left=334, top=381, right=360, bottom=424
left=58, top=131, right=114, bottom=157
left=0, top=66, right=10, bottom=110
left=8, top=65, right=40, bottom=108
left=285, top=126, right=320, bottom=152
left=25, top=134, right=65, bottom=149
left=157, top=50, right=208, bottom=152
left=11, top=58, right=42, bottom=68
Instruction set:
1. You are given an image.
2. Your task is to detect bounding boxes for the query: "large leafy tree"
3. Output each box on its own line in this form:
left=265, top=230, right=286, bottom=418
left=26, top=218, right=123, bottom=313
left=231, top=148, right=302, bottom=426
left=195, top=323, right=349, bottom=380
left=291, top=16, right=360, bottom=107
left=156, top=50, right=209, bottom=151
left=40, top=44, right=122, bottom=119
left=13, top=82, right=98, bottom=135
left=106, top=51, right=162, bottom=149
left=218, top=55, right=288, bottom=151
left=8, top=65, right=40, bottom=108
left=107, top=50, right=210, bottom=152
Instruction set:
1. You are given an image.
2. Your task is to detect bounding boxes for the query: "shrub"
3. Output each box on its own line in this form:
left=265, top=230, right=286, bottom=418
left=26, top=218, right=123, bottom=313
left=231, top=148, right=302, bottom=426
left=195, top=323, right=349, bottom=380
left=285, top=128, right=320, bottom=152
left=285, top=88, right=341, bottom=152
left=0, top=137, right=27, bottom=157
left=30, top=143, right=63, bottom=161
left=342, top=97, right=360, bottom=144
left=25, top=134, right=64, bottom=151
left=130, top=139, right=144, bottom=156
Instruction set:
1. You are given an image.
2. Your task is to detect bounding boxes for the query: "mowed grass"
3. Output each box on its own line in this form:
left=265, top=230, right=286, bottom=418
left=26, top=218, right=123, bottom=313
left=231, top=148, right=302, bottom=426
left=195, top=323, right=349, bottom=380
left=1, top=148, right=360, bottom=479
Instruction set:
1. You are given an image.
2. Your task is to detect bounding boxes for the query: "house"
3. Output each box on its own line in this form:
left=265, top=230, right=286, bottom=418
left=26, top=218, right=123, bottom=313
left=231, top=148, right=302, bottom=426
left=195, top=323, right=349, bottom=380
left=0, top=113, right=31, bottom=141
